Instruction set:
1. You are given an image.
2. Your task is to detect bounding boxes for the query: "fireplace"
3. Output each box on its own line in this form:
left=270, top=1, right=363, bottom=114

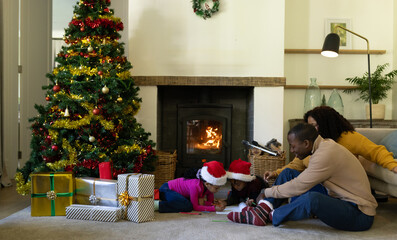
left=177, top=103, right=232, bottom=170
left=157, top=86, right=253, bottom=177
left=133, top=76, right=285, bottom=177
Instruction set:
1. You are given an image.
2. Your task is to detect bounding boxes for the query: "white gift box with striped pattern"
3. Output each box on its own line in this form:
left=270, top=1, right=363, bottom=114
left=66, top=204, right=122, bottom=222
left=117, top=173, right=155, bottom=223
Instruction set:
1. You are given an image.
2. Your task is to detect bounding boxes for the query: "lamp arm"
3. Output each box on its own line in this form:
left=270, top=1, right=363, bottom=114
left=336, top=25, right=372, bottom=128
left=335, top=25, right=370, bottom=54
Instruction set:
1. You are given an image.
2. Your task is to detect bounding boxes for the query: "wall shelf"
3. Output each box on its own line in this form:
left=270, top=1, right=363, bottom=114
left=285, top=85, right=357, bottom=90
left=285, top=49, right=386, bottom=55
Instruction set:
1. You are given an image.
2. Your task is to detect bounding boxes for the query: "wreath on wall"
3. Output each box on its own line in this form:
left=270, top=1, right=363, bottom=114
left=192, top=0, right=220, bottom=20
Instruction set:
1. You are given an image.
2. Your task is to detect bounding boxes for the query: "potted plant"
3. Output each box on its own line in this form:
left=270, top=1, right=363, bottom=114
left=343, top=63, right=397, bottom=119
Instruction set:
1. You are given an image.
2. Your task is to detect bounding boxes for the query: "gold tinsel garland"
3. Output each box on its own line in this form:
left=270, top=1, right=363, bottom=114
left=15, top=172, right=31, bottom=196
left=53, top=65, right=131, bottom=81
left=48, top=129, right=59, bottom=141
left=114, top=144, right=143, bottom=154
left=121, top=100, right=140, bottom=116
left=116, top=71, right=131, bottom=80
left=80, top=36, right=114, bottom=45
left=50, top=102, right=114, bottom=131
left=53, top=91, right=83, bottom=101
left=46, top=138, right=79, bottom=171
left=51, top=115, right=91, bottom=129
left=61, top=49, right=122, bottom=65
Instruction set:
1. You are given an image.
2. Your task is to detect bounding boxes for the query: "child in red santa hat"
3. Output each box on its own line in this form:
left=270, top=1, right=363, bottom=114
left=156, top=161, right=228, bottom=213
left=227, top=159, right=268, bottom=207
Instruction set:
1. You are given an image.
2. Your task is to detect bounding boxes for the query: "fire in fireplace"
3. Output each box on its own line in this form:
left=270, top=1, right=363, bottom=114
left=186, top=120, right=223, bottom=154
left=178, top=103, right=232, bottom=172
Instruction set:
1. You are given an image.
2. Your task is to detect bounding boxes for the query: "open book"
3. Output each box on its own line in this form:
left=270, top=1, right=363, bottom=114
left=216, top=202, right=246, bottom=214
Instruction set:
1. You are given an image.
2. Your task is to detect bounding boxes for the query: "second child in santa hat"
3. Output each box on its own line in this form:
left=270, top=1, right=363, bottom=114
left=227, top=159, right=268, bottom=206
left=157, top=161, right=228, bottom=213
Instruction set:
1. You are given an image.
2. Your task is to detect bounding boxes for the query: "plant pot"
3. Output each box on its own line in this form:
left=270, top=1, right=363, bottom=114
left=366, top=104, right=385, bottom=120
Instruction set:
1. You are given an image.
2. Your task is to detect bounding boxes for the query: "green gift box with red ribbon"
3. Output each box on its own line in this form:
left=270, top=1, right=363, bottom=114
left=31, top=172, right=74, bottom=216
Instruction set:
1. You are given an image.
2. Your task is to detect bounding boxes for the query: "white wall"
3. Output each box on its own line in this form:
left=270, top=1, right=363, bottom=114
left=284, top=0, right=396, bottom=150
left=129, top=0, right=284, bottom=77
left=130, top=0, right=286, bottom=146
left=52, top=0, right=74, bottom=38
left=393, top=0, right=397, bottom=119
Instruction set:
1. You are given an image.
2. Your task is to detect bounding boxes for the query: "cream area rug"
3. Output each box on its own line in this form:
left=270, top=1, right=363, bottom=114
left=0, top=198, right=396, bottom=240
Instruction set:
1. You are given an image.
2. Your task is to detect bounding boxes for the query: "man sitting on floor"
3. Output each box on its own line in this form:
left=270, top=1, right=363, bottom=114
left=227, top=123, right=378, bottom=231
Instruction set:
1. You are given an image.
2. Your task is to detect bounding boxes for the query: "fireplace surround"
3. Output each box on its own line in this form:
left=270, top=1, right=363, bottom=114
left=134, top=76, right=286, bottom=178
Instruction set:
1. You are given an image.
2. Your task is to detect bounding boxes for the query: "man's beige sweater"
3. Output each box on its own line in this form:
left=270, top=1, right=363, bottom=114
left=265, top=136, right=378, bottom=216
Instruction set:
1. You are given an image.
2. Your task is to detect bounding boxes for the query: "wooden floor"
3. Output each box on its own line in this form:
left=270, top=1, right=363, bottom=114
left=0, top=180, right=31, bottom=220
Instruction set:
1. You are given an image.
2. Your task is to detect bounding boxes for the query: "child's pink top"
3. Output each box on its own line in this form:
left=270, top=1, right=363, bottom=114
left=168, top=178, right=216, bottom=212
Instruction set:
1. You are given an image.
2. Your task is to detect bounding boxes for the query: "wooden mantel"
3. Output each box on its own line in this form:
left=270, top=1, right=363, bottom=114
left=133, top=76, right=286, bottom=87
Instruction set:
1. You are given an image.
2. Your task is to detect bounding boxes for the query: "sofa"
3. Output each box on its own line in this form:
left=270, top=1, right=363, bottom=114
left=356, top=128, right=397, bottom=197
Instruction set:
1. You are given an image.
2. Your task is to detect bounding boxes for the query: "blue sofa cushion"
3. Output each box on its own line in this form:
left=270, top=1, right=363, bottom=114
left=380, top=130, right=397, bottom=158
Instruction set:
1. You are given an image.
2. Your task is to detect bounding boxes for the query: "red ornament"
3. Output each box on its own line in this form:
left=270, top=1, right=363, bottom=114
left=45, top=96, right=51, bottom=101
left=53, top=85, right=61, bottom=92
left=92, top=108, right=101, bottom=115
left=104, top=8, right=110, bottom=13
left=80, top=27, right=85, bottom=31
left=51, top=145, right=58, bottom=151
left=97, top=71, right=103, bottom=76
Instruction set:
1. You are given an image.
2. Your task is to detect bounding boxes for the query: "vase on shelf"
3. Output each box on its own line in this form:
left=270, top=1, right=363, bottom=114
left=304, top=78, right=321, bottom=113
left=327, top=89, right=344, bottom=115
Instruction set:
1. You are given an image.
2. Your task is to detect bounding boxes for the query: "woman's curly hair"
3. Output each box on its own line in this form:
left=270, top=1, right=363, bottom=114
left=304, top=106, right=355, bottom=141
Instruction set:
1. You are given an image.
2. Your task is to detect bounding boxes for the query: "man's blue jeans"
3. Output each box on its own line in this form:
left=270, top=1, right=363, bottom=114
left=266, top=168, right=328, bottom=208
left=266, top=168, right=374, bottom=231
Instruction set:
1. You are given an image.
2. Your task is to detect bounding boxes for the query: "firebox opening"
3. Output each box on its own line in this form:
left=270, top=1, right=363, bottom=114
left=186, top=119, right=223, bottom=154
left=157, top=86, right=254, bottom=177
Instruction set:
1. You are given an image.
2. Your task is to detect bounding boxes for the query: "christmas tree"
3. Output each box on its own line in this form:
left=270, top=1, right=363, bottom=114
left=16, top=0, right=156, bottom=195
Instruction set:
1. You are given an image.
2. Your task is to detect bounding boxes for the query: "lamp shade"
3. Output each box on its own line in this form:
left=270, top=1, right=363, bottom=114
left=321, top=33, right=340, bottom=58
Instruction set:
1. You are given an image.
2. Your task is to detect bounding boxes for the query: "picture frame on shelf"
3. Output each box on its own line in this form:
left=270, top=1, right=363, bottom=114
left=325, top=18, right=352, bottom=49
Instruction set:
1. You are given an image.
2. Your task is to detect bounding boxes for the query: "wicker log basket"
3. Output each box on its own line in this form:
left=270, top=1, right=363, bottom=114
left=152, top=150, right=177, bottom=189
left=248, top=148, right=285, bottom=186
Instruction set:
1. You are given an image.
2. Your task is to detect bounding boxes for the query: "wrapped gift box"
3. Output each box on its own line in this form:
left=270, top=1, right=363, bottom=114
left=66, top=204, right=122, bottom=222
left=31, top=172, right=74, bottom=216
left=117, top=173, right=154, bottom=223
left=75, top=177, right=118, bottom=207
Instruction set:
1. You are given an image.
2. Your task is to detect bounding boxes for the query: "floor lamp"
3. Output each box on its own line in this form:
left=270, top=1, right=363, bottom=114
left=321, top=26, right=373, bottom=128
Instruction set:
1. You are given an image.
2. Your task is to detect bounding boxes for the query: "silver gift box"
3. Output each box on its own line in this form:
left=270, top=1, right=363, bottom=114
left=75, top=177, right=118, bottom=207
left=66, top=204, right=122, bottom=222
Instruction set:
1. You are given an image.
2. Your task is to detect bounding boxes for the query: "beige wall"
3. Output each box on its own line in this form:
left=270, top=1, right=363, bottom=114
left=393, top=0, right=397, bottom=119
left=284, top=0, right=396, bottom=151
left=131, top=0, right=286, bottom=146
left=128, top=0, right=284, bottom=77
